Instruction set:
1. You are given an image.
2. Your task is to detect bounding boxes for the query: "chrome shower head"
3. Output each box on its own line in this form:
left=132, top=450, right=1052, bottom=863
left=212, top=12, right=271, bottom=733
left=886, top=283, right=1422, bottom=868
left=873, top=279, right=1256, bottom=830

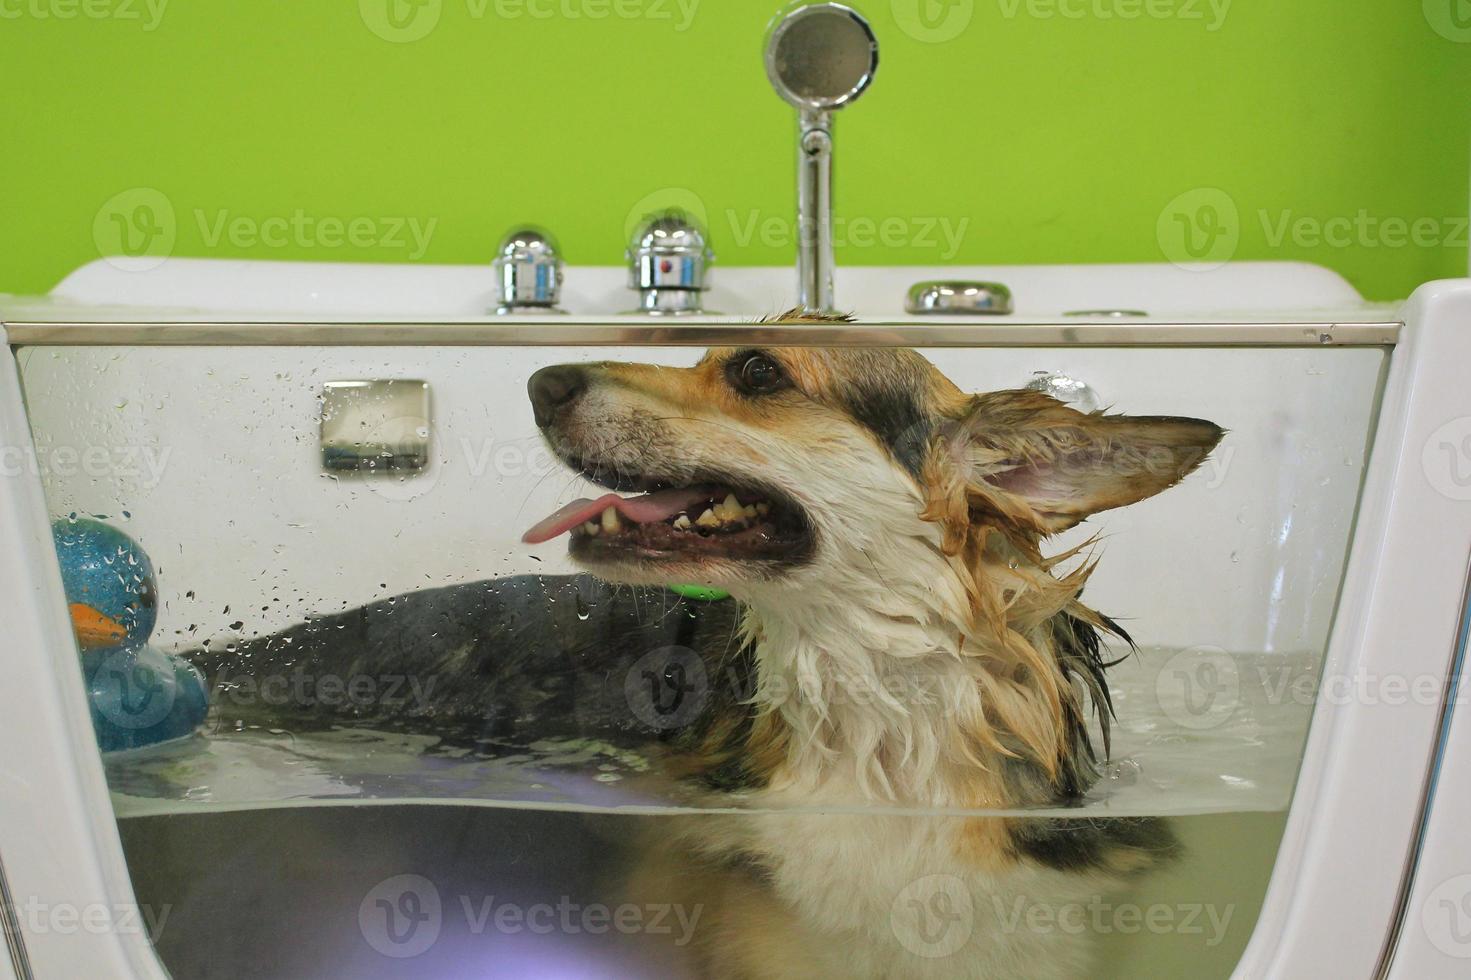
left=765, top=2, right=878, bottom=113
left=763, top=2, right=879, bottom=314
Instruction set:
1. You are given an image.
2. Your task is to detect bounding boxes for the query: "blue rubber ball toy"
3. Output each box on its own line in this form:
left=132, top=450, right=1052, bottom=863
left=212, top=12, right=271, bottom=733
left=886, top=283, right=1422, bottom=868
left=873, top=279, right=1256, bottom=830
left=51, top=518, right=209, bottom=752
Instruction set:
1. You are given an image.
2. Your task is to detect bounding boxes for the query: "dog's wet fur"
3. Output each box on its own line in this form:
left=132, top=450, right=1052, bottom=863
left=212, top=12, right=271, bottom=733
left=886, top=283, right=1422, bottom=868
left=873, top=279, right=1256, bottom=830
left=196, top=319, right=1222, bottom=978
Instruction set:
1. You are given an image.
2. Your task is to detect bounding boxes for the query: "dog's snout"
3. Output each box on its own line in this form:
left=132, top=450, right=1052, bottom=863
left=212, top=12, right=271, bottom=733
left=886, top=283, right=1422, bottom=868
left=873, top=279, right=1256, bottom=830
left=528, top=364, right=588, bottom=428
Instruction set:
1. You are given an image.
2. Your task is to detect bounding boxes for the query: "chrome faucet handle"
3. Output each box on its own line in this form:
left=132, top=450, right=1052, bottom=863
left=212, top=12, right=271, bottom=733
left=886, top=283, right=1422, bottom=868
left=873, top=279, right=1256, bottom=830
left=492, top=226, right=565, bottom=315
left=765, top=2, right=879, bottom=315
left=625, top=209, right=716, bottom=316
left=906, top=281, right=1014, bottom=315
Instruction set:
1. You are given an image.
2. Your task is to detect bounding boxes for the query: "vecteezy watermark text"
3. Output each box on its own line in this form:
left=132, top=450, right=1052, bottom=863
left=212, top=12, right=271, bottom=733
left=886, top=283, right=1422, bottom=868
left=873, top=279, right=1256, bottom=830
left=1158, top=187, right=1471, bottom=270
left=211, top=669, right=439, bottom=711
left=724, top=210, right=970, bottom=261
left=358, top=874, right=703, bottom=958
left=1259, top=209, right=1470, bottom=251
left=995, top=0, right=1230, bottom=31
left=0, top=0, right=168, bottom=30
left=358, top=0, right=700, bottom=43
left=16, top=898, right=171, bottom=942
left=93, top=187, right=440, bottom=270
left=995, top=895, right=1235, bottom=945
left=1156, top=646, right=1469, bottom=731
left=889, top=874, right=1234, bottom=959
left=1, top=442, right=171, bottom=489
left=194, top=209, right=437, bottom=259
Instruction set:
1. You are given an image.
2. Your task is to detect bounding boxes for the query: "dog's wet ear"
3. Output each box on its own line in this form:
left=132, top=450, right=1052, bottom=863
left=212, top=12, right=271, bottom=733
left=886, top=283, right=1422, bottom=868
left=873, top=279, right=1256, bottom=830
left=934, top=389, right=1224, bottom=536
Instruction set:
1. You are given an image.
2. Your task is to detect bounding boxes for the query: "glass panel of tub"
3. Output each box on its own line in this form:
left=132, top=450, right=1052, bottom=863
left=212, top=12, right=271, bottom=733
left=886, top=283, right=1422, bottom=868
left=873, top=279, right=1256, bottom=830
left=19, top=340, right=1385, bottom=979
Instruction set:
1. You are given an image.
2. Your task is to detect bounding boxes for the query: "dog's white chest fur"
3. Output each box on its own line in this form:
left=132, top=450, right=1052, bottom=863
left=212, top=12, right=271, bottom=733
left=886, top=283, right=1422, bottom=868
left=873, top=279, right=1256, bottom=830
left=678, top=601, right=1102, bottom=979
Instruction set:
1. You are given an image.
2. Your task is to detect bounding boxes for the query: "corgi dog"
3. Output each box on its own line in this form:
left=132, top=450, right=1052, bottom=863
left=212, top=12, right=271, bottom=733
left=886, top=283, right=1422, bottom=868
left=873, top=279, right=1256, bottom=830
left=522, top=315, right=1225, bottom=979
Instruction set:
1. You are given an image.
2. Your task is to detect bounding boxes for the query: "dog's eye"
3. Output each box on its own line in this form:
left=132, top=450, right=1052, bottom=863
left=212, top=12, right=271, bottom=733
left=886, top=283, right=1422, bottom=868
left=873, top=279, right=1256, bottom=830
left=729, top=352, right=788, bottom=395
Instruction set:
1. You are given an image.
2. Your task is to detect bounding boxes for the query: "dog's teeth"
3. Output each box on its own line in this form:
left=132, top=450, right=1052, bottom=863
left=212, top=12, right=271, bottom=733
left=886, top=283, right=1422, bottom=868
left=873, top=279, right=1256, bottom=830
left=673, top=514, right=692, bottom=531
left=714, top=494, right=750, bottom=524
left=755, top=502, right=770, bottom=516
left=583, top=521, right=600, bottom=536
left=696, top=508, right=720, bottom=528
left=601, top=506, right=622, bottom=533
left=743, top=505, right=757, bottom=519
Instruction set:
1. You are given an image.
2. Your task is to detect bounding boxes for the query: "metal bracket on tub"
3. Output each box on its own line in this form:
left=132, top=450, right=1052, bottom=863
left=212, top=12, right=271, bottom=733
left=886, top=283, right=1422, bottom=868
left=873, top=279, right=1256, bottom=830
left=320, top=379, right=432, bottom=473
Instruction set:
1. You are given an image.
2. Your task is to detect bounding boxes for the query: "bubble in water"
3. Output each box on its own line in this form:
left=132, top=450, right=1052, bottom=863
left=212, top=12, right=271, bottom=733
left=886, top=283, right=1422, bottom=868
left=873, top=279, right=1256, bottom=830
left=1105, top=758, right=1142, bottom=787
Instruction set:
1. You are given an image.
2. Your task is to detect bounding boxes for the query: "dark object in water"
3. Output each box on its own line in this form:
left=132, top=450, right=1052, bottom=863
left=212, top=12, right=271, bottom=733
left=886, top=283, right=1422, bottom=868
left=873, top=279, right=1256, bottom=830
left=189, top=575, right=740, bottom=752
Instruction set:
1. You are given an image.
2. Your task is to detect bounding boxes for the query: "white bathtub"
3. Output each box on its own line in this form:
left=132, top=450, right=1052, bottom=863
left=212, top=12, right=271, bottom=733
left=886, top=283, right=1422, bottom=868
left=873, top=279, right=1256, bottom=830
left=0, top=259, right=1466, bottom=978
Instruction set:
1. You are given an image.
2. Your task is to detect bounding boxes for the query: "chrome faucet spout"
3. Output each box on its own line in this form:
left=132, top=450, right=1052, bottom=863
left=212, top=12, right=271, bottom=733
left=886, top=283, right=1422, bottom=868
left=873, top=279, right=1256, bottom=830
left=797, top=109, right=835, bottom=314
left=765, top=2, right=878, bottom=314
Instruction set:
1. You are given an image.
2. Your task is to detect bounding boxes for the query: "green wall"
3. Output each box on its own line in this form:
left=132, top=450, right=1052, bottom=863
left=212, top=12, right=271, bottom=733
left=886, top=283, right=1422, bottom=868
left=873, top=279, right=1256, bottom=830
left=2, top=0, right=1468, bottom=301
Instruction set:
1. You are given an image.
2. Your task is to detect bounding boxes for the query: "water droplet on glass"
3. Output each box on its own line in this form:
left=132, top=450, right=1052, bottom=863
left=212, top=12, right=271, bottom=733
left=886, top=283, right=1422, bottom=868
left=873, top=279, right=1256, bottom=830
left=1105, top=759, right=1142, bottom=786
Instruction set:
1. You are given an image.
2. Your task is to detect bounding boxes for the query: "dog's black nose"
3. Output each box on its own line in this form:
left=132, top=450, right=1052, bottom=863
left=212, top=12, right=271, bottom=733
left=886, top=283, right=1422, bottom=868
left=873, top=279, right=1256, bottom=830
left=528, top=365, right=588, bottom=428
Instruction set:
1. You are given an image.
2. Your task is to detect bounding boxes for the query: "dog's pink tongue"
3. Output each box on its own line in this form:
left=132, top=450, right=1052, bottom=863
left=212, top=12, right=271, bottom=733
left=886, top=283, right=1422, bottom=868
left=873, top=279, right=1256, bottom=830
left=521, top=487, right=715, bottom=544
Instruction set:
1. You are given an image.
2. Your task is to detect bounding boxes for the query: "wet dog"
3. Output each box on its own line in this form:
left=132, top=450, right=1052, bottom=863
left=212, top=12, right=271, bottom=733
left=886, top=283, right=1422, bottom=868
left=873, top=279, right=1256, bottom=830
left=522, top=317, right=1223, bottom=977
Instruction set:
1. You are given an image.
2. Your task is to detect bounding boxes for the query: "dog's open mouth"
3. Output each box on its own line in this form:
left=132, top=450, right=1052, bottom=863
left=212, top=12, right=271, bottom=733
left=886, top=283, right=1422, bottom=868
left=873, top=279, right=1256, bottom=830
left=522, top=469, right=812, bottom=564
